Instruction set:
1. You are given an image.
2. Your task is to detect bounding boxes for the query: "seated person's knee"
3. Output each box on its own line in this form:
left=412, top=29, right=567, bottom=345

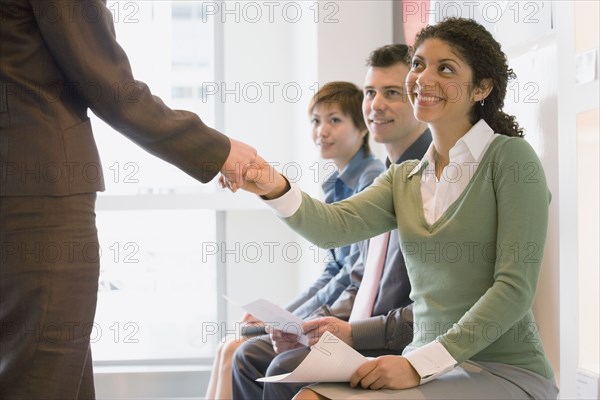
left=266, top=348, right=309, bottom=376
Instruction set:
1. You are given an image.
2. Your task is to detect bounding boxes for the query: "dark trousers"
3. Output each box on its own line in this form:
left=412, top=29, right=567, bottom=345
left=232, top=334, right=311, bottom=400
left=0, top=194, right=99, bottom=399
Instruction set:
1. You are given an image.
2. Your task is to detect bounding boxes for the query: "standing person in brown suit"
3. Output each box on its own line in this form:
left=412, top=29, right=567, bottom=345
left=0, top=1, right=256, bottom=398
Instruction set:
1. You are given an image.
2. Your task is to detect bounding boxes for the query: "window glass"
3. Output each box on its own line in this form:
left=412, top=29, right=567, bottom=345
left=93, top=210, right=218, bottom=361
left=93, top=1, right=219, bottom=362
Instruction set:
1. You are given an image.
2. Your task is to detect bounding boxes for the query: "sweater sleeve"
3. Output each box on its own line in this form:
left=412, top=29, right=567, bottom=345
left=281, top=169, right=398, bottom=249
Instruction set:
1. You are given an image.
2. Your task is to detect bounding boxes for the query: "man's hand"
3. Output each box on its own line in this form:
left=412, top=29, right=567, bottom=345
left=240, top=312, right=261, bottom=325
left=302, top=317, right=353, bottom=347
left=266, top=326, right=304, bottom=354
left=221, top=138, right=257, bottom=186
left=350, top=356, right=420, bottom=390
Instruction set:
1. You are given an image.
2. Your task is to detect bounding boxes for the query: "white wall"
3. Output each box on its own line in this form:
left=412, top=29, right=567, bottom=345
left=221, top=0, right=394, bottom=322
left=556, top=1, right=600, bottom=398
left=505, top=39, right=561, bottom=385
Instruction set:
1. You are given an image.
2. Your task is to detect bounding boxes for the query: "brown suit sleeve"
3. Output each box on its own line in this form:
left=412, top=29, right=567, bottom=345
left=31, top=0, right=230, bottom=183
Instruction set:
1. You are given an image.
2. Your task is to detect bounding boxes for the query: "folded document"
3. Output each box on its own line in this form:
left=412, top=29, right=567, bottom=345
left=257, top=331, right=367, bottom=383
left=224, top=296, right=309, bottom=346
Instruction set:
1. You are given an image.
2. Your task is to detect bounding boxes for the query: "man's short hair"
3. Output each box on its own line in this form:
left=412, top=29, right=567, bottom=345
left=366, top=44, right=411, bottom=68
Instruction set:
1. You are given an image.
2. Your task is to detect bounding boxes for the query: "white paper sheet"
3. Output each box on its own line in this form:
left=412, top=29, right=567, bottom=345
left=257, top=331, right=368, bottom=383
left=224, top=296, right=309, bottom=346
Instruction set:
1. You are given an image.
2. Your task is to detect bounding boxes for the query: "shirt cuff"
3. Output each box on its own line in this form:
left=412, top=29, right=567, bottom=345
left=403, top=341, right=457, bottom=384
left=261, top=182, right=302, bottom=218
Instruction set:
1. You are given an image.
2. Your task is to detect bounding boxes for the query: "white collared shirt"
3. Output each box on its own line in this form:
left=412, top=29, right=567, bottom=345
left=409, top=119, right=500, bottom=226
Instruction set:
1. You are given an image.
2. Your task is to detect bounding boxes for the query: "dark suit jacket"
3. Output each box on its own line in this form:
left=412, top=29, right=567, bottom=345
left=0, top=0, right=230, bottom=196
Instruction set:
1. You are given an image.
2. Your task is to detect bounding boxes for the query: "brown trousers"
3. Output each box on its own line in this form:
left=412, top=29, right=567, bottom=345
left=1, top=194, right=99, bottom=399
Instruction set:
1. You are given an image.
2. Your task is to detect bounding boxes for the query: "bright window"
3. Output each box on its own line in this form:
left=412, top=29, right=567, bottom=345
left=92, top=1, right=220, bottom=363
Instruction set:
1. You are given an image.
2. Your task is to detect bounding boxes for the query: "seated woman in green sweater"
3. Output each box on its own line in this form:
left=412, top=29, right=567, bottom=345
left=225, top=17, right=558, bottom=400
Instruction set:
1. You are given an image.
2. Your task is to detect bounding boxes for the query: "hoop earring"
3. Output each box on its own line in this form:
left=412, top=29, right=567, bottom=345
left=480, top=99, right=485, bottom=106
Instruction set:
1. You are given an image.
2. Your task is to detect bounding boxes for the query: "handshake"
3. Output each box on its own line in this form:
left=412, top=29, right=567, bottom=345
left=219, top=139, right=290, bottom=199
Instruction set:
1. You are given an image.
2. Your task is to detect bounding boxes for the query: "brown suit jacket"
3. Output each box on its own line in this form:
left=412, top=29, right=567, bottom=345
left=0, top=0, right=230, bottom=196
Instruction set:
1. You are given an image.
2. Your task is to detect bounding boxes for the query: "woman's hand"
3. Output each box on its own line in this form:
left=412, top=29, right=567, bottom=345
left=219, top=155, right=289, bottom=199
left=350, top=355, right=420, bottom=390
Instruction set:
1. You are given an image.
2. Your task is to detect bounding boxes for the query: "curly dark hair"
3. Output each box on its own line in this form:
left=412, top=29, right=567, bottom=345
left=413, top=17, right=524, bottom=138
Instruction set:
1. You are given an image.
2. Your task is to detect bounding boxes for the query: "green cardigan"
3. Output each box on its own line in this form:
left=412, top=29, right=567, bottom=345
left=283, top=135, right=554, bottom=379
